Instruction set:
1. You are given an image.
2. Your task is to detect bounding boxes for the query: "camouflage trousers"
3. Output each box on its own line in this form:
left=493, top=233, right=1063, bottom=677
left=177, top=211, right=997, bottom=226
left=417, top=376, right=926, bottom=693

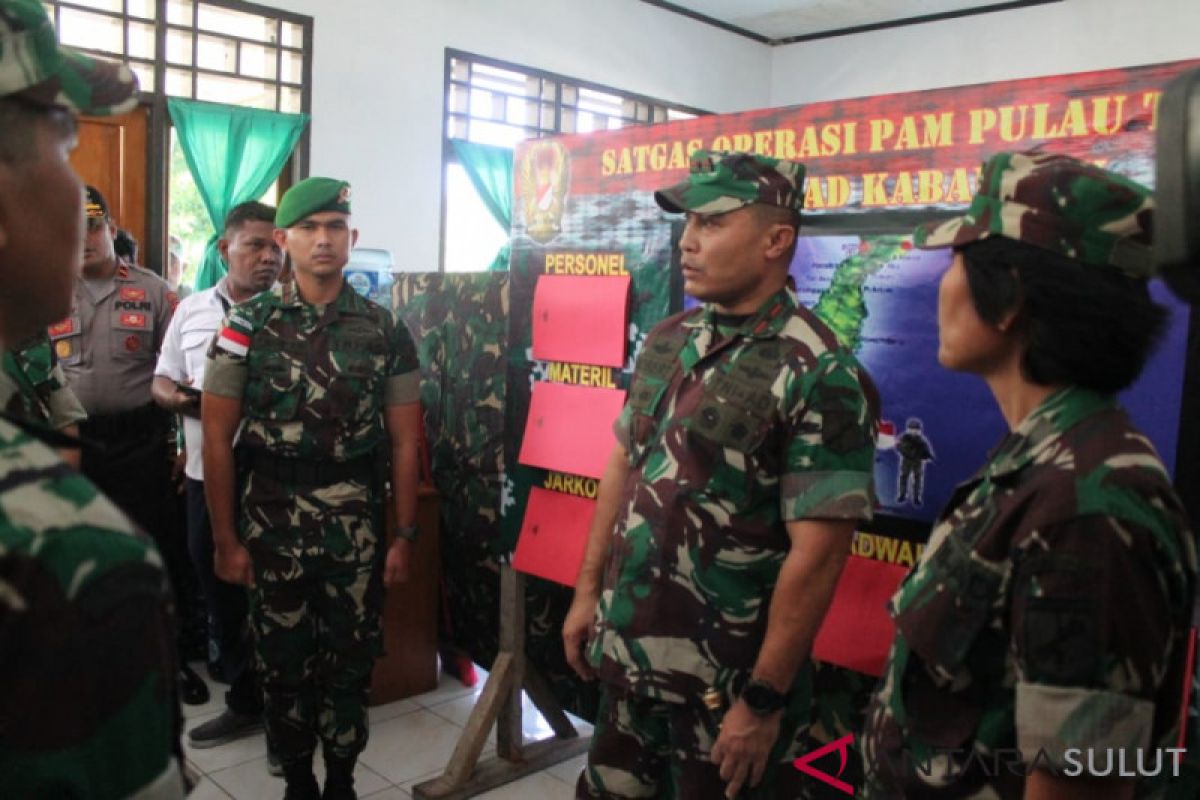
left=578, top=682, right=843, bottom=800
left=242, top=472, right=384, bottom=765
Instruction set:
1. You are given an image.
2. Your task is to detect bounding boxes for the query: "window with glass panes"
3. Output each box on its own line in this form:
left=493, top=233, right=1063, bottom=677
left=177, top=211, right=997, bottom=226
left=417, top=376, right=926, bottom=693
left=442, top=49, right=707, bottom=271
left=43, top=0, right=310, bottom=112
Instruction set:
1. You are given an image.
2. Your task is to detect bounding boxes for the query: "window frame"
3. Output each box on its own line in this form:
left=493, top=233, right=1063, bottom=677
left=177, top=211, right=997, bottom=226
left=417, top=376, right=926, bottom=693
left=440, top=48, right=709, bottom=272
left=41, top=0, right=313, bottom=276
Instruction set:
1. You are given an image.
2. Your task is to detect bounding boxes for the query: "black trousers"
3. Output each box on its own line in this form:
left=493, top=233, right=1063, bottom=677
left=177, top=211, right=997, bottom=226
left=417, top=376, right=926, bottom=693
left=81, top=405, right=201, bottom=666
left=186, top=478, right=261, bottom=715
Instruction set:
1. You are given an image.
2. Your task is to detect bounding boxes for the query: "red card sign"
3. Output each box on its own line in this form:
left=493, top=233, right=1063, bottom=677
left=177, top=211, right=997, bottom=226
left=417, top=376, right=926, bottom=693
left=811, top=554, right=908, bottom=677
left=512, top=487, right=596, bottom=586
left=532, top=274, right=630, bottom=367
left=518, top=381, right=626, bottom=479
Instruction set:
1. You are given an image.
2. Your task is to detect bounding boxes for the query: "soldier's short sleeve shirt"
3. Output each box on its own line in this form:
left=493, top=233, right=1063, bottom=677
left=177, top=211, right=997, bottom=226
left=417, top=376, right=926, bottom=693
left=593, top=287, right=879, bottom=702
left=204, top=278, right=419, bottom=460
left=861, top=387, right=1196, bottom=797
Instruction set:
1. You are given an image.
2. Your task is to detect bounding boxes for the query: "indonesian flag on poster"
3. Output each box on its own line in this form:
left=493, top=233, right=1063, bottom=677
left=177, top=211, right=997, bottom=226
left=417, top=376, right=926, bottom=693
left=214, top=316, right=252, bottom=358
left=877, top=419, right=896, bottom=450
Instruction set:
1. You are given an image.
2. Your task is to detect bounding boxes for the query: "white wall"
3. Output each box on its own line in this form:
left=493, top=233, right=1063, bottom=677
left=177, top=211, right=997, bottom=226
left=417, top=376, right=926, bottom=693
left=769, top=0, right=1200, bottom=107
left=271, top=0, right=771, bottom=269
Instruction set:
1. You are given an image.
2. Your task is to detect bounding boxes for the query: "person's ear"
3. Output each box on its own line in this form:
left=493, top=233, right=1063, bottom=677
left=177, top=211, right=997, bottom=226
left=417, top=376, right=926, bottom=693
left=350, top=228, right=359, bottom=249
left=764, top=223, right=796, bottom=261
left=273, top=227, right=288, bottom=250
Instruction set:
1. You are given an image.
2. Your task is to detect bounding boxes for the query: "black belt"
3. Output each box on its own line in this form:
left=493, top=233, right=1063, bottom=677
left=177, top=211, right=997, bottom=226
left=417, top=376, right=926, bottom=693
left=244, top=449, right=374, bottom=487
left=80, top=403, right=168, bottom=440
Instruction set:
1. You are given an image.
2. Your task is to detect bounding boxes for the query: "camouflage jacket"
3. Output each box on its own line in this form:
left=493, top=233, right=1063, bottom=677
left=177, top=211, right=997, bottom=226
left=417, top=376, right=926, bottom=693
left=0, top=334, right=86, bottom=429
left=588, top=287, right=879, bottom=704
left=862, top=387, right=1197, bottom=798
left=203, top=277, right=420, bottom=461
left=0, top=417, right=183, bottom=798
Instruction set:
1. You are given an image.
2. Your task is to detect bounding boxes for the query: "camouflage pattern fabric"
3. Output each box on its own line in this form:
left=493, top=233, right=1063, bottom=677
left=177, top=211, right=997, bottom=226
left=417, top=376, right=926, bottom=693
left=579, top=679, right=830, bottom=800
left=654, top=149, right=805, bottom=216
left=862, top=387, right=1197, bottom=798
left=206, top=278, right=420, bottom=460
left=0, top=0, right=139, bottom=116
left=915, top=150, right=1156, bottom=278
left=0, top=417, right=183, bottom=798
left=204, top=277, right=420, bottom=764
left=1, top=334, right=86, bottom=428
left=393, top=274, right=508, bottom=662
left=589, top=286, right=879, bottom=707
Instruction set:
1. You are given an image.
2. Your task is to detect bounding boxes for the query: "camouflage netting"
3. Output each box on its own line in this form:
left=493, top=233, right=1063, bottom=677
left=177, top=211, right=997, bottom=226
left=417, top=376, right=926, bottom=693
left=394, top=273, right=510, bottom=679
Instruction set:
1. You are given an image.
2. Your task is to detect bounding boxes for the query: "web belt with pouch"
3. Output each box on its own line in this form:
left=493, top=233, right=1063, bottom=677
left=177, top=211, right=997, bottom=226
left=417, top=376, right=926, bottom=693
left=244, top=448, right=374, bottom=487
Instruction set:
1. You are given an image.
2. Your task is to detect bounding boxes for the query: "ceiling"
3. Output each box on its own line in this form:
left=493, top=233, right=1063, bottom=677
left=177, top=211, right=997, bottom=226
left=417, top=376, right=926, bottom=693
left=642, top=0, right=1063, bottom=44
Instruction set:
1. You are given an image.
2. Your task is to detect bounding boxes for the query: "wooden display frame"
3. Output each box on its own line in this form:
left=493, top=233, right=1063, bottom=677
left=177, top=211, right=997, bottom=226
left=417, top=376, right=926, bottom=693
left=413, top=567, right=591, bottom=799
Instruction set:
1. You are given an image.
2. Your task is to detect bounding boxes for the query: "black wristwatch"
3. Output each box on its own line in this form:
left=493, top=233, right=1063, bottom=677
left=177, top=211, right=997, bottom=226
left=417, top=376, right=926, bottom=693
left=740, top=678, right=787, bottom=716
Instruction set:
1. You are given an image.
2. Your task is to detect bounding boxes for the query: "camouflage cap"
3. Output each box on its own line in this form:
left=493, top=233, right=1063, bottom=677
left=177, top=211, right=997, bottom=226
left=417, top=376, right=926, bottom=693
left=276, top=177, right=351, bottom=228
left=915, top=150, right=1155, bottom=277
left=0, top=0, right=139, bottom=116
left=654, top=150, right=806, bottom=216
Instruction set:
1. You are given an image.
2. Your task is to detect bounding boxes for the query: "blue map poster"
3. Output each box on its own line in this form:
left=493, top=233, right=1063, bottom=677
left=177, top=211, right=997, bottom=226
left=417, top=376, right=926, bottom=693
left=786, top=234, right=1191, bottom=522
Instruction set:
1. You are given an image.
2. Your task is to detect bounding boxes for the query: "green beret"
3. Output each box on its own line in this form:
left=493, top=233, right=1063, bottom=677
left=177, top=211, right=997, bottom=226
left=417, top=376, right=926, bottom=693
left=276, top=177, right=352, bottom=228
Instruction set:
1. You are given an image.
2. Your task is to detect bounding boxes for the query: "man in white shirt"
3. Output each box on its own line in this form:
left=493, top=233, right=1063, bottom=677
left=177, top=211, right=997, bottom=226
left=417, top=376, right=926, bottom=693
left=153, top=201, right=282, bottom=749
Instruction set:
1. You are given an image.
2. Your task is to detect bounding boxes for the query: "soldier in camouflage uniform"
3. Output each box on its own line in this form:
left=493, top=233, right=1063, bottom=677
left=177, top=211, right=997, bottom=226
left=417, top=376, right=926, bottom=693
left=563, top=150, right=879, bottom=799
left=0, top=1, right=186, bottom=796
left=894, top=417, right=933, bottom=506
left=203, top=177, right=423, bottom=800
left=1, top=331, right=87, bottom=465
left=861, top=150, right=1198, bottom=798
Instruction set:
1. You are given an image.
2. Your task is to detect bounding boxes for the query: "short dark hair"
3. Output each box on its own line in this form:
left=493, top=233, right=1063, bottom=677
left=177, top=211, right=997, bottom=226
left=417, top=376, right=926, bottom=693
left=960, top=237, right=1167, bottom=393
left=0, top=99, right=74, bottom=164
left=223, top=201, right=276, bottom=235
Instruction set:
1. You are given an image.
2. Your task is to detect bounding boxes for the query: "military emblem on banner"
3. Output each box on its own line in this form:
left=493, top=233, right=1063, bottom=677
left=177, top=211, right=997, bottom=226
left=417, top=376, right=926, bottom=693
left=519, top=140, right=569, bottom=244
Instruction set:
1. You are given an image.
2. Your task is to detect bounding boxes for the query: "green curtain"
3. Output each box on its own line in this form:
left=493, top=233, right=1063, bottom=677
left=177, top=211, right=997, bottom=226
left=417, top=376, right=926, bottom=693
left=168, top=98, right=309, bottom=290
left=450, top=139, right=513, bottom=271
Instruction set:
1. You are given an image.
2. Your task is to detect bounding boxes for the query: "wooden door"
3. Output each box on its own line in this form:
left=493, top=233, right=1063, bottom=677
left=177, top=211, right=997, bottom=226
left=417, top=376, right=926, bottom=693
left=71, top=106, right=149, bottom=267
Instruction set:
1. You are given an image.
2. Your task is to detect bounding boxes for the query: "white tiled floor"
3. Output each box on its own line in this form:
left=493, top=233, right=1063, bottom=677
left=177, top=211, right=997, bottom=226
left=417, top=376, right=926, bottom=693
left=183, top=663, right=592, bottom=799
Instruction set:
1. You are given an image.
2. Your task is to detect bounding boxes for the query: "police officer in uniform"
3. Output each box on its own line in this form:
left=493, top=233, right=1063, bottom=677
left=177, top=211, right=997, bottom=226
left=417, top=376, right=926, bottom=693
left=0, top=0, right=184, bottom=795
left=203, top=177, right=423, bottom=800
left=50, top=184, right=209, bottom=704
